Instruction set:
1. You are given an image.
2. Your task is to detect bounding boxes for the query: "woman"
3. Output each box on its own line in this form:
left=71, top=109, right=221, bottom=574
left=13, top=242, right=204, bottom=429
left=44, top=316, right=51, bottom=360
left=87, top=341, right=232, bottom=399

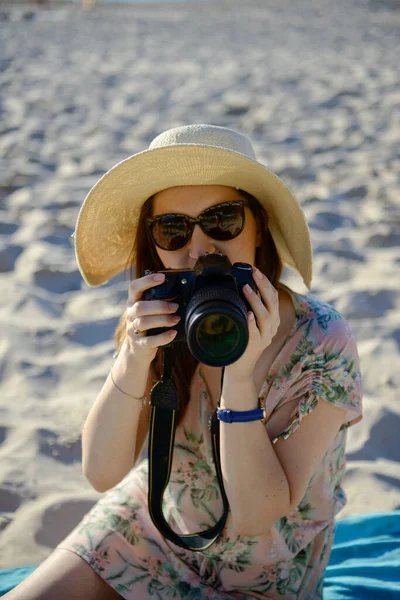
left=7, top=125, right=363, bottom=599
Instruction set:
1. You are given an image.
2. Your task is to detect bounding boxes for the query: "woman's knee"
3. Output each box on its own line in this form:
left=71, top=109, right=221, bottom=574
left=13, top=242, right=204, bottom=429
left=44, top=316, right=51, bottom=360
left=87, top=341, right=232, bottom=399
left=4, top=548, right=122, bottom=600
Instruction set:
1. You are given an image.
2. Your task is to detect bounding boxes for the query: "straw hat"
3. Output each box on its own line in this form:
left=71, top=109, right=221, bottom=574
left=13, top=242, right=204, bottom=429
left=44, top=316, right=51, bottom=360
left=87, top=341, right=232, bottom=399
left=73, top=124, right=313, bottom=288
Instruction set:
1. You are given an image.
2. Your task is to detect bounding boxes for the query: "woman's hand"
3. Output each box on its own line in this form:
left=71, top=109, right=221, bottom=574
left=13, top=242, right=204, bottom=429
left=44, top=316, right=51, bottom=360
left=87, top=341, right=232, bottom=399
left=225, top=266, right=280, bottom=382
left=124, top=272, right=181, bottom=364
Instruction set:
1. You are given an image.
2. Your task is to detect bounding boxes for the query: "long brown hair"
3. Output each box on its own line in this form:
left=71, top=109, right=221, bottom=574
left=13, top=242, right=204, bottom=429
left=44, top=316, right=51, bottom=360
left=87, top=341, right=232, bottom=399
left=113, top=189, right=283, bottom=426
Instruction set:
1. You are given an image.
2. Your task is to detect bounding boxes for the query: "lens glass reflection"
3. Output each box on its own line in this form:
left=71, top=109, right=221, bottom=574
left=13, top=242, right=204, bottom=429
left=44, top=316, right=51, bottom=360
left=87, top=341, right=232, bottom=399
left=196, top=314, right=240, bottom=359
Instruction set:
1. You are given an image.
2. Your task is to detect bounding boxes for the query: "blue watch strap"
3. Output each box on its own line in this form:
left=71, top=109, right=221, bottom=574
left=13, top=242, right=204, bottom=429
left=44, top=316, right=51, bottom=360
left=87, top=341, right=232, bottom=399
left=217, top=406, right=265, bottom=423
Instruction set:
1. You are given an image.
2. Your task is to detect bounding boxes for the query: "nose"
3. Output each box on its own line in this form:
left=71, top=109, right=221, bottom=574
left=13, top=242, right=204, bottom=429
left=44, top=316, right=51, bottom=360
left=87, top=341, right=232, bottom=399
left=188, top=224, right=217, bottom=261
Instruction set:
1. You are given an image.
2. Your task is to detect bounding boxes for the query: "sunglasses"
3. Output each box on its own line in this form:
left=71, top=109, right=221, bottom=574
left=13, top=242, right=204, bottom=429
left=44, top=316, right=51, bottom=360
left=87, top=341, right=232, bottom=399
left=147, top=200, right=249, bottom=251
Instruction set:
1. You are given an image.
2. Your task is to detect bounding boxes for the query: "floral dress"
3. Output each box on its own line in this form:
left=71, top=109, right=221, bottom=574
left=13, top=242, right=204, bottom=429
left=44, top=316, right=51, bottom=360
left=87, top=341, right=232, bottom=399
left=56, top=284, right=363, bottom=599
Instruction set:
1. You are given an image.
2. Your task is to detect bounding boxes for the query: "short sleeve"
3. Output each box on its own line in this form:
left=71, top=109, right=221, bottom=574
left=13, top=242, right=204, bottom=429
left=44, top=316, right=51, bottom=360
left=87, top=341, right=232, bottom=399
left=271, top=317, right=363, bottom=445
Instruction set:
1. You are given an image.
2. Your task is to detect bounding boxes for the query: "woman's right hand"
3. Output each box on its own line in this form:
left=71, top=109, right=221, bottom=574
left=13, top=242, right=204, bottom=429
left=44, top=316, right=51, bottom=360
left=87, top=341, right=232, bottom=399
left=124, top=272, right=180, bottom=363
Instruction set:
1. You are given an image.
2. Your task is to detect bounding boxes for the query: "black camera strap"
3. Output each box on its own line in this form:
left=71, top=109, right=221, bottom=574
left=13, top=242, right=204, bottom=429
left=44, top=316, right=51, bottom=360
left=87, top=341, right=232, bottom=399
left=147, top=346, right=230, bottom=552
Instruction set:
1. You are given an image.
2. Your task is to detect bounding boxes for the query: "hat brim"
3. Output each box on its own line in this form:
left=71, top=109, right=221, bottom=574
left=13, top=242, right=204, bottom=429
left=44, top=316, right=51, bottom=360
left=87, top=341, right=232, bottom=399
left=73, top=145, right=312, bottom=288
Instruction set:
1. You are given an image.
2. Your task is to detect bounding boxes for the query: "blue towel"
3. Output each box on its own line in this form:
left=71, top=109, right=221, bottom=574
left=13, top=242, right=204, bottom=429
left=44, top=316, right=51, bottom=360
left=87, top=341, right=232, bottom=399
left=323, top=511, right=400, bottom=600
left=0, top=565, right=38, bottom=596
left=0, top=511, right=399, bottom=598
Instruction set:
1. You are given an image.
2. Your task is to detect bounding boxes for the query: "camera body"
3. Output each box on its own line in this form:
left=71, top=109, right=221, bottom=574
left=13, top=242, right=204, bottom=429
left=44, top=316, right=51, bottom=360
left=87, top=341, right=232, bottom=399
left=142, top=253, right=257, bottom=366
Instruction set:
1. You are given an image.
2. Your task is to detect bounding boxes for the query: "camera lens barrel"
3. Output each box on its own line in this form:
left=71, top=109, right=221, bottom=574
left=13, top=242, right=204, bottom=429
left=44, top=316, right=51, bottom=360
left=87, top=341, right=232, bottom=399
left=185, top=286, right=249, bottom=367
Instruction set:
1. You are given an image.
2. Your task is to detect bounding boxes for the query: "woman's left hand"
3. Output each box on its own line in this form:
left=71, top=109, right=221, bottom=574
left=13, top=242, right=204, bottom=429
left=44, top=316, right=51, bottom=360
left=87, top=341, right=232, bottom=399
left=225, top=266, right=280, bottom=382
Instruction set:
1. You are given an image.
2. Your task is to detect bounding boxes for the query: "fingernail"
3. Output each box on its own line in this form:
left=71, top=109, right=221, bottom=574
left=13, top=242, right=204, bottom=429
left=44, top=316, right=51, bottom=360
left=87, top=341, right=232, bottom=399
left=244, top=284, right=253, bottom=294
left=248, top=311, right=255, bottom=320
left=154, top=273, right=165, bottom=281
left=254, top=268, right=263, bottom=280
left=169, top=302, right=179, bottom=310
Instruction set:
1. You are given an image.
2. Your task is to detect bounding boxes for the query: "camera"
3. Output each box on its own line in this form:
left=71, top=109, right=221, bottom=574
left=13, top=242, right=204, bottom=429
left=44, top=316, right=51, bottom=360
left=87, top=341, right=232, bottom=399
left=141, top=253, right=257, bottom=367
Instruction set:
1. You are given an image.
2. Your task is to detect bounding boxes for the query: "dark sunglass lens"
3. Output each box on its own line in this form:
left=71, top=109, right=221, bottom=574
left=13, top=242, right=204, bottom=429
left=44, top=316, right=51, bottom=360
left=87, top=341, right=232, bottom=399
left=151, top=216, right=191, bottom=250
left=202, top=204, right=244, bottom=241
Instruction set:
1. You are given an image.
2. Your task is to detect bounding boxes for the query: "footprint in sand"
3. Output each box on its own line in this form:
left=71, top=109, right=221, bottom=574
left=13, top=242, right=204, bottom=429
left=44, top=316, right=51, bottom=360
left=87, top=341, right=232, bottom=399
left=38, top=429, right=82, bottom=464
left=37, top=499, right=97, bottom=548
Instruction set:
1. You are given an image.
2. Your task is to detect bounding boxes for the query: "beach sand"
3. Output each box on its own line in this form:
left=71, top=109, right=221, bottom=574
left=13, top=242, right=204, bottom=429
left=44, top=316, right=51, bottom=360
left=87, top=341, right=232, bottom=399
left=0, top=0, right=399, bottom=569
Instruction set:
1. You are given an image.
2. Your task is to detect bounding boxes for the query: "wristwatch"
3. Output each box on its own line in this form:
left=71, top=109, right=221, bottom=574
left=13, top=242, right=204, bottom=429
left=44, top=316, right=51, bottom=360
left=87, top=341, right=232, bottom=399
left=217, top=397, right=267, bottom=424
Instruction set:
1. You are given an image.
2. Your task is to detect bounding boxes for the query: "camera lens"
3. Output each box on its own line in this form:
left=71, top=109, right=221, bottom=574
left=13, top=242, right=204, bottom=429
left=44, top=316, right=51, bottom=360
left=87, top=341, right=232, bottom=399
left=185, top=287, right=249, bottom=366
left=196, top=310, right=242, bottom=359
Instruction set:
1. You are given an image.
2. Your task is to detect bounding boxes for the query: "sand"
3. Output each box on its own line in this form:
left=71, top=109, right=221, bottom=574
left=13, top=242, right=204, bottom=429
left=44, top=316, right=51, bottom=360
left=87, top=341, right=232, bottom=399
left=0, top=0, right=399, bottom=569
